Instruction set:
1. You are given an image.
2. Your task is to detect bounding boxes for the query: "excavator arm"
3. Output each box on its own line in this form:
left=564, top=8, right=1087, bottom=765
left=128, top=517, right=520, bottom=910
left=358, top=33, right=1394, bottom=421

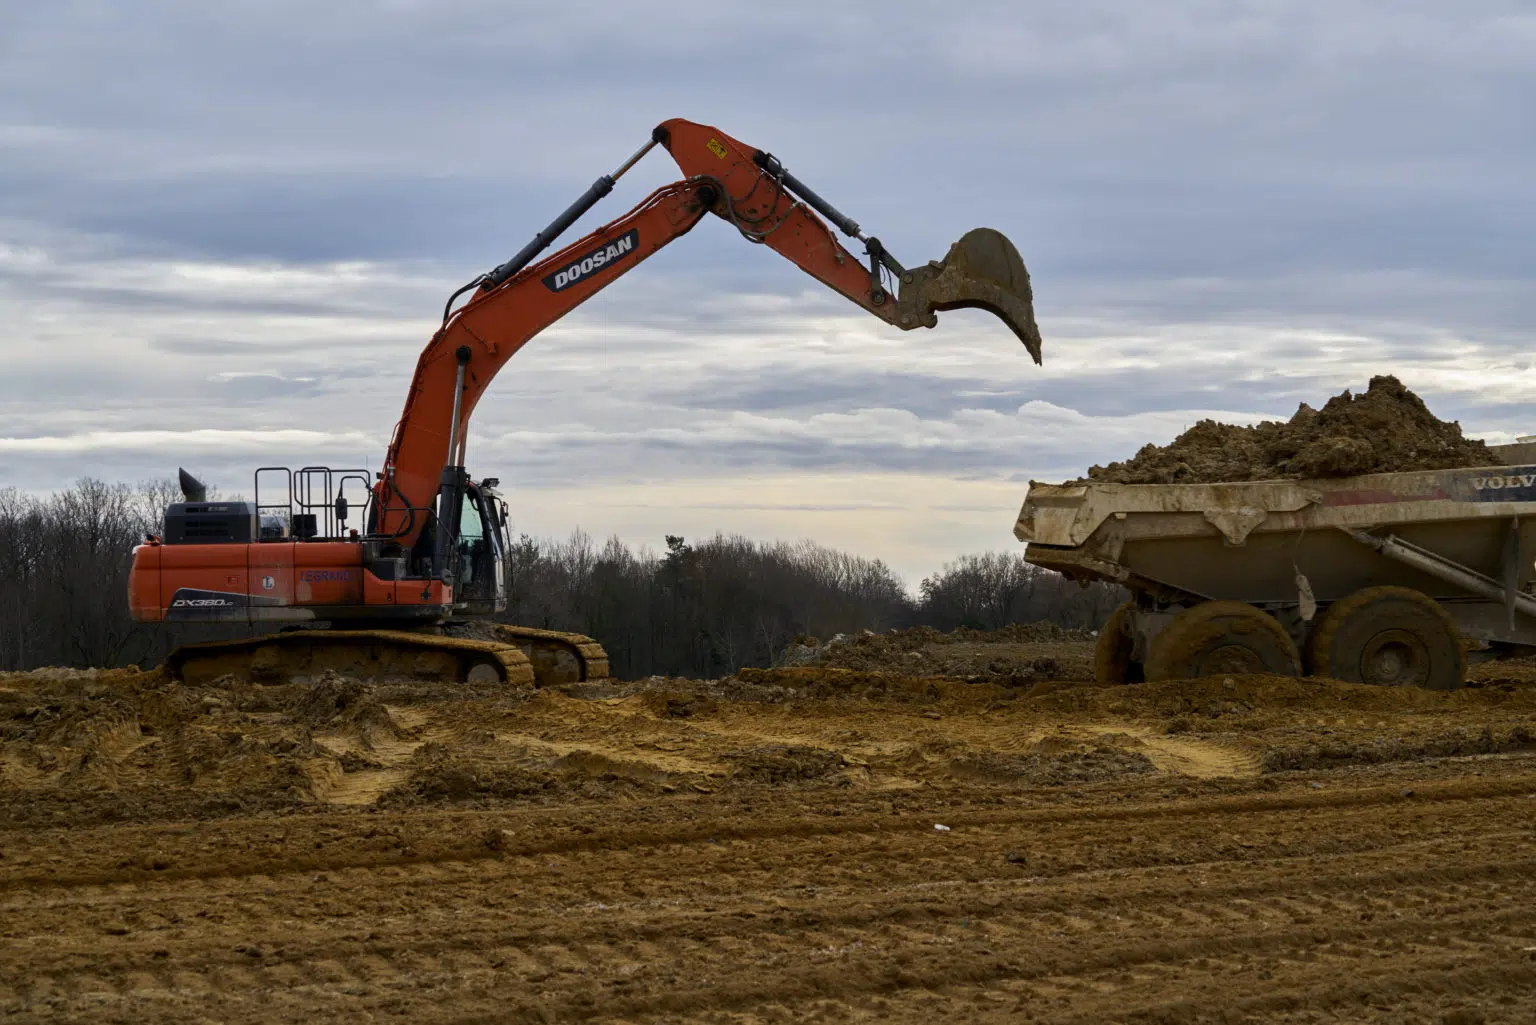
left=659, top=119, right=1041, bottom=348
left=376, top=118, right=1042, bottom=566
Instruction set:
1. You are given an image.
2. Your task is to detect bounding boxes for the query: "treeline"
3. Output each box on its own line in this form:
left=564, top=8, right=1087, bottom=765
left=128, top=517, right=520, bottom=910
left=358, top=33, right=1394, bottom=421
left=0, top=479, right=1124, bottom=676
left=0, top=479, right=182, bottom=671
left=501, top=533, right=1124, bottom=678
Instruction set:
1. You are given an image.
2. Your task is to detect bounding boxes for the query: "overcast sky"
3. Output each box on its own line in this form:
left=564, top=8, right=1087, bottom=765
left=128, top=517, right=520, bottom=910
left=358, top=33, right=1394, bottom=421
left=3, top=1, right=1534, bottom=582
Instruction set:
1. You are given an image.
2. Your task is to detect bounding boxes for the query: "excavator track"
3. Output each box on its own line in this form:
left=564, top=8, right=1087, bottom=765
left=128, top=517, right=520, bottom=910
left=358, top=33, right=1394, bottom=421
left=166, top=625, right=610, bottom=689
left=480, top=624, right=611, bottom=685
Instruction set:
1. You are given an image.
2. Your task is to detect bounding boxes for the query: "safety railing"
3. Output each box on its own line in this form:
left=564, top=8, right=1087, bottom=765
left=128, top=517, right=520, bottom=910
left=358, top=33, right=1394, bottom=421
left=253, top=466, right=373, bottom=541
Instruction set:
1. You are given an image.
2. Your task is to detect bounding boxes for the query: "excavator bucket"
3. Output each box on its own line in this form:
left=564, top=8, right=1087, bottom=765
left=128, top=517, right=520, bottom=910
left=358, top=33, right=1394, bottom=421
left=896, top=228, right=1043, bottom=363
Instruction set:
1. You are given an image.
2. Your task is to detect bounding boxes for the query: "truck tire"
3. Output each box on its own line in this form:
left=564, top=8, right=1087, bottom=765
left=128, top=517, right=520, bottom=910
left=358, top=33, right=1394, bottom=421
left=1145, top=601, right=1301, bottom=682
left=1306, top=586, right=1464, bottom=690
left=1094, top=602, right=1144, bottom=684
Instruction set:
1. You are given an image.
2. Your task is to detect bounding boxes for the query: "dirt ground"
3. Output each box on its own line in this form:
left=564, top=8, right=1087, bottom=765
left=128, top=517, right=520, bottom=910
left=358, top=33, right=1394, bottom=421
left=4, top=644, right=1536, bottom=1023
left=1085, top=375, right=1495, bottom=484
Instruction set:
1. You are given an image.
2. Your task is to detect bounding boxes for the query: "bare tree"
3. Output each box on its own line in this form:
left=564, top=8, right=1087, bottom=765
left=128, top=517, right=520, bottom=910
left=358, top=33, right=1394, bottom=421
left=917, top=552, right=1124, bottom=631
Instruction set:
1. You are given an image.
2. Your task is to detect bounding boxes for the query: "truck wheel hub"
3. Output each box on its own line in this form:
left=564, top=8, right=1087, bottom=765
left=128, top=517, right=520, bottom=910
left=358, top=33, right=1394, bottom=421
left=1361, top=630, right=1426, bottom=686
left=1199, top=643, right=1267, bottom=675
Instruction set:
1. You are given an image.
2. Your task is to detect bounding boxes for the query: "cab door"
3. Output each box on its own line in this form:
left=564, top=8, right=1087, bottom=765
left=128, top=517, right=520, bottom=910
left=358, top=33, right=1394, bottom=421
left=455, top=487, right=502, bottom=614
left=248, top=541, right=296, bottom=619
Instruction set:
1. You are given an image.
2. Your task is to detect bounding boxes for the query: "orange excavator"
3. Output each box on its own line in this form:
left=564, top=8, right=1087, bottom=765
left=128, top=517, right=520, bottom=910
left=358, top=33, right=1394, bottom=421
left=129, top=118, right=1043, bottom=687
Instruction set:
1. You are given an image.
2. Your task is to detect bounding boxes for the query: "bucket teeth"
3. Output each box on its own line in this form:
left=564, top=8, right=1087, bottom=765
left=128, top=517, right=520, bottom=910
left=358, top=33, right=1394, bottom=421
left=896, top=228, right=1042, bottom=363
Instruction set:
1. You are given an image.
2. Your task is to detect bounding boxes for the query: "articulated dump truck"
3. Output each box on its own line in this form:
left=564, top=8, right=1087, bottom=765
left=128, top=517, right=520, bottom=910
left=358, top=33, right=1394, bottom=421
left=1016, top=442, right=1536, bottom=690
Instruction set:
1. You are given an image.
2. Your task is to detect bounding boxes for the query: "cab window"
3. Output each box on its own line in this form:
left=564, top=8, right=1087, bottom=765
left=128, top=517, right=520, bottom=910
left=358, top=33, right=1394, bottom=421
left=459, top=492, right=484, bottom=544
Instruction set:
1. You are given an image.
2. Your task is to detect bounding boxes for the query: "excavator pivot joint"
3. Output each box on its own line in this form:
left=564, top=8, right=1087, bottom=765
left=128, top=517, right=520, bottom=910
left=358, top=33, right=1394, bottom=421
left=866, top=239, right=888, bottom=306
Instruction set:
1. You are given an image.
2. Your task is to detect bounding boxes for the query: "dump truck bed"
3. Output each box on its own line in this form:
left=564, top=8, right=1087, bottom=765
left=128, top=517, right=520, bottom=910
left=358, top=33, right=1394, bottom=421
left=1017, top=459, right=1536, bottom=648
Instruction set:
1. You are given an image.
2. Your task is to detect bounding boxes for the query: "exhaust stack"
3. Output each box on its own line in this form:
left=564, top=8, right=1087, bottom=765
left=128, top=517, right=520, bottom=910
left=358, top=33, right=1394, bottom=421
left=178, top=468, right=208, bottom=503
left=897, top=228, right=1042, bottom=364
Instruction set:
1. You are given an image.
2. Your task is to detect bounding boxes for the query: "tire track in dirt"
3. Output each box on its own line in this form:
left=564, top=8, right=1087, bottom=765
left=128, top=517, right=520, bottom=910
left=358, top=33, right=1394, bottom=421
left=6, top=801, right=1533, bottom=934
left=6, top=783, right=1536, bottom=1022
left=1128, top=731, right=1267, bottom=777
left=6, top=764, right=1532, bottom=894
left=13, top=850, right=1535, bottom=983
left=11, top=870, right=1532, bottom=1023
left=893, top=948, right=1536, bottom=1024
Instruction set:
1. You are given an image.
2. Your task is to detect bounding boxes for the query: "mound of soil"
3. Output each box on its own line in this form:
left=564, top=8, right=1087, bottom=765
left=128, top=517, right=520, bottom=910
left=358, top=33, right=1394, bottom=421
left=381, top=742, right=554, bottom=806
left=724, top=745, right=846, bottom=783
left=734, top=666, right=1003, bottom=704
left=1263, top=723, right=1535, bottom=772
left=0, top=672, right=324, bottom=826
left=1085, top=375, right=1494, bottom=484
left=779, top=624, right=1094, bottom=682
left=944, top=740, right=1157, bottom=785
left=291, top=671, right=370, bottom=725
left=380, top=736, right=695, bottom=807
left=639, top=691, right=719, bottom=719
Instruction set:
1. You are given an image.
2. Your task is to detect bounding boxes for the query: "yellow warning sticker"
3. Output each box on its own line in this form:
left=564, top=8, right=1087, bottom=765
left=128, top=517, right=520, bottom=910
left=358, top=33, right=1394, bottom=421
left=706, top=138, right=729, bottom=160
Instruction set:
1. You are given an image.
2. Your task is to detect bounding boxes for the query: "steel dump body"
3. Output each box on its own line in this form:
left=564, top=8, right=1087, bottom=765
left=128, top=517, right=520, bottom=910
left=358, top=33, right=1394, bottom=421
left=1017, top=460, right=1536, bottom=649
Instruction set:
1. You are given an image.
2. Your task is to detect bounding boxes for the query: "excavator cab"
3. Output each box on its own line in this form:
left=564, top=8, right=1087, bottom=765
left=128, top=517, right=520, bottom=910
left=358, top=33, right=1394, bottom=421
left=452, top=481, right=508, bottom=615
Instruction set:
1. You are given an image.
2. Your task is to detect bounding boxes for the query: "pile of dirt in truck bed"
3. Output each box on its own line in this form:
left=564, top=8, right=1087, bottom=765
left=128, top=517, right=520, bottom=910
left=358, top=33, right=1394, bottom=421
left=1085, top=375, right=1495, bottom=484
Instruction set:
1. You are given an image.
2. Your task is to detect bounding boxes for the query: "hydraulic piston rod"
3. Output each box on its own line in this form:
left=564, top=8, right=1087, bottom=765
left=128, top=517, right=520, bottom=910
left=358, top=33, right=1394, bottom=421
left=440, top=134, right=663, bottom=321
left=751, top=150, right=905, bottom=277
left=434, top=346, right=472, bottom=583
left=481, top=137, right=660, bottom=290
left=1341, top=527, right=1536, bottom=620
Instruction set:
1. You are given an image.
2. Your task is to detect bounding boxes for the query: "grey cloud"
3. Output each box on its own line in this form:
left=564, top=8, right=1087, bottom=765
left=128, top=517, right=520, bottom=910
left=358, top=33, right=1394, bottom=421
left=148, top=338, right=369, bottom=356
left=5, top=171, right=526, bottom=264
left=645, top=370, right=1030, bottom=420
left=6, top=1, right=1534, bottom=295
left=205, top=374, right=327, bottom=403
